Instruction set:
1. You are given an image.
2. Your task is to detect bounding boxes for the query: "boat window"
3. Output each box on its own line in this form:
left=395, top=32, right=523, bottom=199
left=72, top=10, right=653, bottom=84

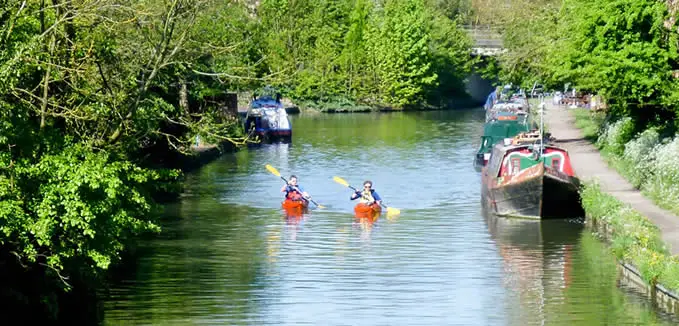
left=488, top=146, right=504, bottom=176
left=511, top=157, right=520, bottom=175
left=552, top=158, right=560, bottom=170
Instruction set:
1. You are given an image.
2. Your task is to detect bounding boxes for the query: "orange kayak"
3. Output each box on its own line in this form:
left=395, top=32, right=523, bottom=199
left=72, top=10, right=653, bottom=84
left=354, top=202, right=381, bottom=217
left=282, top=199, right=308, bottom=210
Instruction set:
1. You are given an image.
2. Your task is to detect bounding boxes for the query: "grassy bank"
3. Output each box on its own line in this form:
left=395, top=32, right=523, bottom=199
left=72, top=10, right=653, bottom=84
left=572, top=107, right=679, bottom=292
left=580, top=182, right=679, bottom=292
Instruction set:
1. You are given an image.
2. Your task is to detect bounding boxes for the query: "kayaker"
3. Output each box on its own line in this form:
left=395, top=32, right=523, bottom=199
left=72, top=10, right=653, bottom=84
left=350, top=180, right=382, bottom=206
left=281, top=175, right=309, bottom=202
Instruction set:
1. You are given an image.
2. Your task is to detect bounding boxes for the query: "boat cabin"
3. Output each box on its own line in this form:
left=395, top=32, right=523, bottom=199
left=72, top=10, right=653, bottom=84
left=244, top=91, right=292, bottom=142
left=475, top=112, right=532, bottom=167
left=486, top=142, right=575, bottom=179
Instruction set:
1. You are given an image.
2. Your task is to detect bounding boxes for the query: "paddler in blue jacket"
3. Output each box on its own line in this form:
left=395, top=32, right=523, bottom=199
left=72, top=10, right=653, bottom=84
left=281, top=175, right=309, bottom=202
left=350, top=180, right=382, bottom=206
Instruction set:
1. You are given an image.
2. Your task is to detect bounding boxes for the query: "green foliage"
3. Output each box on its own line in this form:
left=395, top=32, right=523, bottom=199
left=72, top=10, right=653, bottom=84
left=257, top=0, right=473, bottom=109
left=426, top=7, right=475, bottom=106
left=2, top=144, right=166, bottom=271
left=0, top=0, right=250, bottom=316
left=597, top=117, right=635, bottom=155
left=370, top=0, right=438, bottom=107
left=0, top=0, right=475, bottom=316
left=552, top=0, right=679, bottom=118
left=490, top=0, right=679, bottom=127
left=573, top=110, right=679, bottom=217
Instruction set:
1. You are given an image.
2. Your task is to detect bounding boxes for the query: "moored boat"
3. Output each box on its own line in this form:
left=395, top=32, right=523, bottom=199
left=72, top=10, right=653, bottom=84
left=244, top=87, right=292, bottom=143
left=481, top=142, right=584, bottom=219
left=475, top=111, right=532, bottom=169
left=354, top=202, right=381, bottom=218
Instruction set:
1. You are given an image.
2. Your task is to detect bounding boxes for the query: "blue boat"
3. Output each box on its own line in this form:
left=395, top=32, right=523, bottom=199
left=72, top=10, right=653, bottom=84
left=244, top=87, right=292, bottom=142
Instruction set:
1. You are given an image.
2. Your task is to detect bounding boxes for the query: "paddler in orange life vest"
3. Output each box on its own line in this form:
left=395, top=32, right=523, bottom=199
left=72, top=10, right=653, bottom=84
left=281, top=175, right=310, bottom=203
left=350, top=180, right=382, bottom=206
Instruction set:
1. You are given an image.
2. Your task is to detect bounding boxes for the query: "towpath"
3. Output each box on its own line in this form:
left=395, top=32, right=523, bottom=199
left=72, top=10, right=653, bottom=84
left=544, top=101, right=679, bottom=255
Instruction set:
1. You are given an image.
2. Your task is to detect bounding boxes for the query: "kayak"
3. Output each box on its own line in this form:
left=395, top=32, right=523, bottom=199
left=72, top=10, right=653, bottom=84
left=282, top=198, right=308, bottom=210
left=354, top=202, right=381, bottom=217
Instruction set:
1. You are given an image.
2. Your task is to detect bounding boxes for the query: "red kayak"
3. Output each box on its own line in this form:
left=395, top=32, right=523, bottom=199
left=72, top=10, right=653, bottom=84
left=354, top=202, right=381, bottom=218
left=282, top=199, right=308, bottom=210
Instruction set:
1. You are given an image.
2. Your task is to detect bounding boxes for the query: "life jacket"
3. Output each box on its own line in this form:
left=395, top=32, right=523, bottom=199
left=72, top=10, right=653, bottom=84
left=359, top=189, right=376, bottom=204
left=285, top=186, right=304, bottom=201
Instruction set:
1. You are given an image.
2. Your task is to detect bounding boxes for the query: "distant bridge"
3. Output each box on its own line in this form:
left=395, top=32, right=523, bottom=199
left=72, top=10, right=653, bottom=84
left=461, top=25, right=506, bottom=56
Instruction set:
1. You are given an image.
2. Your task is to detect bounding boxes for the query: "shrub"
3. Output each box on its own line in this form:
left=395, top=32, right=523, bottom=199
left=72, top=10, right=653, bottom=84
left=622, top=128, right=660, bottom=188
left=642, top=137, right=679, bottom=215
left=597, top=117, right=634, bottom=155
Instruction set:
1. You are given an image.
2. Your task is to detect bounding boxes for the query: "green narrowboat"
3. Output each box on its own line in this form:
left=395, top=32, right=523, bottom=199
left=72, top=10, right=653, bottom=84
left=474, top=111, right=532, bottom=169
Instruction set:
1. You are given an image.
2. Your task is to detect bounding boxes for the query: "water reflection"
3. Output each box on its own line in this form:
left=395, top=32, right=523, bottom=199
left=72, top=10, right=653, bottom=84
left=484, top=208, right=582, bottom=325
left=352, top=214, right=380, bottom=242
left=484, top=207, right=679, bottom=325
left=281, top=206, right=311, bottom=242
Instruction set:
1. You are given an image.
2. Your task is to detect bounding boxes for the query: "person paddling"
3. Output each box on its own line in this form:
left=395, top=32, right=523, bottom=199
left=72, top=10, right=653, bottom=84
left=281, top=175, right=310, bottom=202
left=350, top=180, right=382, bottom=206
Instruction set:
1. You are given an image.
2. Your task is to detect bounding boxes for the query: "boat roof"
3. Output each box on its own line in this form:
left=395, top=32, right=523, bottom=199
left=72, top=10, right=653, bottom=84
left=486, top=141, right=569, bottom=175
left=482, top=115, right=530, bottom=137
left=491, top=142, right=568, bottom=155
left=250, top=96, right=283, bottom=109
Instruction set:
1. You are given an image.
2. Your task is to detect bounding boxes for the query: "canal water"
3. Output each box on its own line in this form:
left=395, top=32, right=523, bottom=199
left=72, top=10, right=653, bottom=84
left=102, top=110, right=679, bottom=325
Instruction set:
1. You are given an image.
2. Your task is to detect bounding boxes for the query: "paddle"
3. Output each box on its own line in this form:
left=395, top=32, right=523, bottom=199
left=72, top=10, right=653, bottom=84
left=265, top=164, right=325, bottom=208
left=332, top=176, right=401, bottom=216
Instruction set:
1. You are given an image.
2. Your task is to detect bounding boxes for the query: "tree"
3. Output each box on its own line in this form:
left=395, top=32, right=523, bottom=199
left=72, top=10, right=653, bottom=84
left=549, top=0, right=679, bottom=126
left=0, top=0, right=251, bottom=317
left=369, top=0, right=438, bottom=107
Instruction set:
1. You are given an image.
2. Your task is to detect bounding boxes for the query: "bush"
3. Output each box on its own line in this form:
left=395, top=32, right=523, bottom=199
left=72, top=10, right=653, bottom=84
left=597, top=117, right=634, bottom=155
left=573, top=110, right=679, bottom=215
left=622, top=128, right=660, bottom=188
left=643, top=137, right=679, bottom=214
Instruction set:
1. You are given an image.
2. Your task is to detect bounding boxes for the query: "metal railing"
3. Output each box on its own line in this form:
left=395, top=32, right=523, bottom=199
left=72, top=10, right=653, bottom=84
left=461, top=24, right=504, bottom=49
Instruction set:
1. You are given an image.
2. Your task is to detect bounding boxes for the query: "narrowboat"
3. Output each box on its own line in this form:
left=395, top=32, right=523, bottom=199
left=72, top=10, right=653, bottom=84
left=244, top=88, right=292, bottom=142
left=481, top=140, right=584, bottom=219
left=475, top=111, right=532, bottom=169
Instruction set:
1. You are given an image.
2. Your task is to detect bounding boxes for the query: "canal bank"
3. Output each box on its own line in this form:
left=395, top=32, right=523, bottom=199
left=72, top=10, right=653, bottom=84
left=543, top=101, right=679, bottom=315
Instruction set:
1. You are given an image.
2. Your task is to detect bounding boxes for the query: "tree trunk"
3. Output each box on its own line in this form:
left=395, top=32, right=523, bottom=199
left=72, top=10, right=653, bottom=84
left=179, top=77, right=189, bottom=115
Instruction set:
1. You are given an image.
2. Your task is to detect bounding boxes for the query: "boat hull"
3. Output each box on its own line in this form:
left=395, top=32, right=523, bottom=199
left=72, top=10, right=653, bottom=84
left=253, top=129, right=292, bottom=143
left=482, top=165, right=583, bottom=219
left=474, top=153, right=488, bottom=171
left=354, top=203, right=381, bottom=218
left=282, top=199, right=308, bottom=210
left=244, top=98, right=293, bottom=143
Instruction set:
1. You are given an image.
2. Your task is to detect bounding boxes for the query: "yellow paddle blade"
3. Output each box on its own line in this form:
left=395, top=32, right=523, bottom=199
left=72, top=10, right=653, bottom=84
left=386, top=207, right=401, bottom=216
left=332, top=176, right=349, bottom=187
left=265, top=164, right=281, bottom=177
